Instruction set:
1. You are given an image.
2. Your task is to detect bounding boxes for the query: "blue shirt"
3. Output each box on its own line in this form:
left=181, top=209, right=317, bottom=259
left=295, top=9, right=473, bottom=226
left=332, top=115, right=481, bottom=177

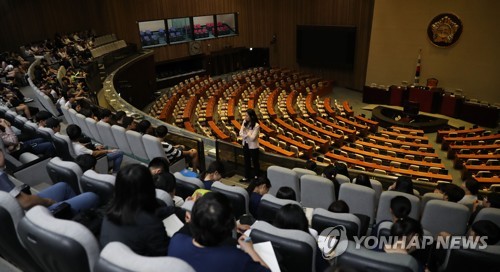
left=0, top=171, right=16, bottom=193
left=168, top=233, right=270, bottom=272
left=249, top=192, right=263, bottom=217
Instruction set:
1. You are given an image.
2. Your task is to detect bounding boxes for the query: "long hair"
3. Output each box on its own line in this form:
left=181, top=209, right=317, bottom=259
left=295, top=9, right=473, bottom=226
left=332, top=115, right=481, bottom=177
left=273, top=204, right=309, bottom=233
left=245, top=109, right=259, bottom=130
left=246, top=176, right=271, bottom=195
left=106, top=164, right=159, bottom=225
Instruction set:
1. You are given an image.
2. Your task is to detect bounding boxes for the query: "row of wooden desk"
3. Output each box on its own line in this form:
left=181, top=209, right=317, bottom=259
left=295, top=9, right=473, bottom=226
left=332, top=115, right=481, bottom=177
left=325, top=152, right=452, bottom=182
left=437, top=127, right=485, bottom=143
left=340, top=146, right=445, bottom=169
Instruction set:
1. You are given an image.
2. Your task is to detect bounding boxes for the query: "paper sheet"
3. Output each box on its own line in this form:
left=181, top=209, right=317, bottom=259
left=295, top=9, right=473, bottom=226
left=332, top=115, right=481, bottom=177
left=253, top=241, right=281, bottom=272
left=162, top=214, right=184, bottom=237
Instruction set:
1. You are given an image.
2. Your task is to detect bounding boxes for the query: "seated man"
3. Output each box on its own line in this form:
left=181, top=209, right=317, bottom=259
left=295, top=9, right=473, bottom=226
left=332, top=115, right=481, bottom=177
left=0, top=118, right=54, bottom=158
left=155, top=125, right=199, bottom=172
left=0, top=150, right=99, bottom=215
left=66, top=124, right=123, bottom=173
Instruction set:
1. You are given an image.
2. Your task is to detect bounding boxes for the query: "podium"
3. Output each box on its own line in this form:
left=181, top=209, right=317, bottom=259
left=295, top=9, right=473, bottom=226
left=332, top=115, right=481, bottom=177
left=408, top=87, right=443, bottom=113
left=389, top=85, right=406, bottom=106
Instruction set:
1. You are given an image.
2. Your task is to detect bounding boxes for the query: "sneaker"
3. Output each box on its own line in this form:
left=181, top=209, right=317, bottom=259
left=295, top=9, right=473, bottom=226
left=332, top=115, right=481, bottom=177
left=23, top=97, right=34, bottom=103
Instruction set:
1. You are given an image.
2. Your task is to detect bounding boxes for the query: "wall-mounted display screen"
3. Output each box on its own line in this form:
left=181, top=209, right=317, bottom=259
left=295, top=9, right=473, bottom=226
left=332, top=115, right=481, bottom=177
left=167, top=17, right=192, bottom=44
left=193, top=15, right=216, bottom=40
left=138, top=20, right=167, bottom=48
left=216, top=13, right=238, bottom=37
left=138, top=13, right=239, bottom=48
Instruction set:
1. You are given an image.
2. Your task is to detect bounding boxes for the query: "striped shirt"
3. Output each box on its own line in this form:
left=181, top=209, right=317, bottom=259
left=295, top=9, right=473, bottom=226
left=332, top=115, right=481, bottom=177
left=161, top=141, right=182, bottom=162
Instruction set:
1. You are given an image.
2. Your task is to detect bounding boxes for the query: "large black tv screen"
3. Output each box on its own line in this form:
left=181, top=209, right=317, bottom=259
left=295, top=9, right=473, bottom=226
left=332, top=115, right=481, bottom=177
left=296, top=25, right=356, bottom=69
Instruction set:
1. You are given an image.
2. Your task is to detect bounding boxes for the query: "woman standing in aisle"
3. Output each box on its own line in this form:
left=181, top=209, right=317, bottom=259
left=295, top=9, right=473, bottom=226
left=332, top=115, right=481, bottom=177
left=239, top=109, right=260, bottom=182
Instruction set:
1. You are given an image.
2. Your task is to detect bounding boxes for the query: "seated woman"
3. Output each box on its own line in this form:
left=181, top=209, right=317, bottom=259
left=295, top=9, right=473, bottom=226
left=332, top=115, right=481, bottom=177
left=354, top=173, right=372, bottom=189
left=388, top=176, right=415, bottom=195
left=168, top=192, right=269, bottom=272
left=275, top=186, right=296, bottom=201
left=273, top=204, right=329, bottom=271
left=246, top=176, right=271, bottom=217
left=100, top=164, right=170, bottom=256
left=384, top=217, right=427, bottom=271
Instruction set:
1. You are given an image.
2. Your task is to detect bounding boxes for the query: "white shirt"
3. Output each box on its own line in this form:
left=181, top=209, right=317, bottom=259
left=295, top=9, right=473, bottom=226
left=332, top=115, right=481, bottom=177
left=72, top=142, right=93, bottom=156
left=239, top=122, right=260, bottom=149
left=458, top=194, right=478, bottom=205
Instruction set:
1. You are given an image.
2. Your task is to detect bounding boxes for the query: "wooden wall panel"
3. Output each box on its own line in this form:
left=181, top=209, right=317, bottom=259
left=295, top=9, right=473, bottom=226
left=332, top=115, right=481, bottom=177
left=0, top=0, right=102, bottom=51
left=1, top=0, right=372, bottom=90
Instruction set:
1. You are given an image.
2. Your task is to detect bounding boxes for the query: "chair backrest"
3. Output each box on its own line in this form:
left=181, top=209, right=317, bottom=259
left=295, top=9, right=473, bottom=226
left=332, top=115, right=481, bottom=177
left=125, top=130, right=149, bottom=161
left=60, top=105, right=74, bottom=124
left=142, top=134, right=168, bottom=161
left=173, top=172, right=204, bottom=199
left=95, top=242, right=195, bottom=272
left=267, top=165, right=301, bottom=201
left=339, top=183, right=377, bottom=226
left=81, top=170, right=115, bottom=204
left=155, top=189, right=174, bottom=207
left=353, top=177, right=383, bottom=201
left=257, top=194, right=301, bottom=223
left=0, top=191, right=44, bottom=272
left=473, top=207, right=500, bottom=227
left=311, top=208, right=360, bottom=240
left=75, top=113, right=91, bottom=137
left=421, top=192, right=444, bottom=213
left=421, top=199, right=470, bottom=237
left=96, top=121, right=118, bottom=149
left=53, top=133, right=77, bottom=160
left=300, top=174, right=336, bottom=209
left=250, top=220, right=317, bottom=272
left=292, top=167, right=316, bottom=178
left=46, top=156, right=83, bottom=194
left=85, top=117, right=102, bottom=143
left=376, top=191, right=421, bottom=223
left=18, top=206, right=100, bottom=272
left=439, top=244, right=500, bottom=272
left=111, top=125, right=133, bottom=154
left=336, top=174, right=351, bottom=184
left=337, top=241, right=419, bottom=272
left=37, top=126, right=54, bottom=141
left=211, top=181, right=249, bottom=218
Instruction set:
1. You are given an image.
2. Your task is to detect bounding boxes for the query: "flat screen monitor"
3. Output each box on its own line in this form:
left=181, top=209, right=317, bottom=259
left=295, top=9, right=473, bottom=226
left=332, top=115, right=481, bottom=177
left=138, top=20, right=167, bottom=48
left=193, top=15, right=216, bottom=40
left=216, top=13, right=238, bottom=37
left=167, top=17, right=192, bottom=44
left=296, top=25, right=356, bottom=69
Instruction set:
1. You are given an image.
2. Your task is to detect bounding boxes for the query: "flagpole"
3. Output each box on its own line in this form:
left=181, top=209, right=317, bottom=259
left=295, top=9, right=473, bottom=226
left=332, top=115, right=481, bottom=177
left=414, top=49, right=422, bottom=85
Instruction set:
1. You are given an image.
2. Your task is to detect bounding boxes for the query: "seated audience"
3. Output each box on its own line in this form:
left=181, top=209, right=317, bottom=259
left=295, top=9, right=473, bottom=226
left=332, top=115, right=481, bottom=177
left=384, top=217, right=426, bottom=270
left=354, top=173, right=372, bottom=189
left=273, top=204, right=329, bottom=271
left=388, top=176, right=415, bottom=195
left=67, top=124, right=123, bottom=173
left=372, top=195, right=412, bottom=237
left=305, top=159, right=317, bottom=174
left=155, top=125, right=199, bottom=172
left=0, top=150, right=99, bottom=215
left=469, top=192, right=500, bottom=224
left=100, top=164, right=170, bottom=256
left=328, top=200, right=350, bottom=213
left=113, top=110, right=126, bottom=126
left=0, top=118, right=54, bottom=157
left=75, top=154, right=97, bottom=172
left=135, top=120, right=153, bottom=135
left=468, top=220, right=500, bottom=245
left=275, top=186, right=296, bottom=201
left=459, top=178, right=479, bottom=204
left=201, top=161, right=225, bottom=190
left=335, top=162, right=350, bottom=179
left=246, top=176, right=271, bottom=217
left=153, top=173, right=184, bottom=207
left=168, top=192, right=269, bottom=271
left=443, top=183, right=465, bottom=203
left=148, top=157, right=170, bottom=175
left=121, top=116, right=137, bottom=130
left=322, top=164, right=340, bottom=199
